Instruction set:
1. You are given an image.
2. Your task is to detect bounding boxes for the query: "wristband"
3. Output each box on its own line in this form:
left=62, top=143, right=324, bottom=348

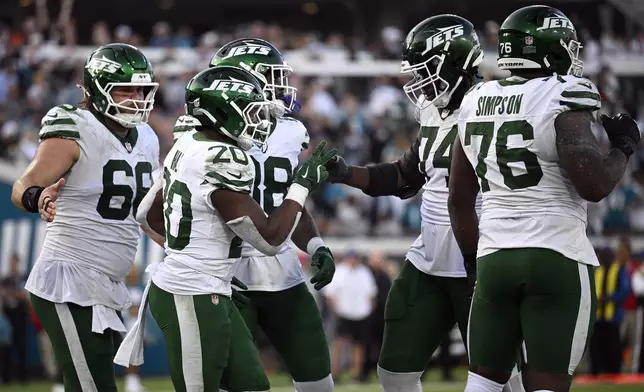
left=306, top=237, right=326, bottom=255
left=285, top=183, right=309, bottom=208
left=22, top=186, right=45, bottom=213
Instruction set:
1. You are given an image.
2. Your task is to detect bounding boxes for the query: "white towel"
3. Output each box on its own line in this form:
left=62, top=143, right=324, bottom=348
left=114, top=263, right=158, bottom=367
left=92, top=304, right=127, bottom=334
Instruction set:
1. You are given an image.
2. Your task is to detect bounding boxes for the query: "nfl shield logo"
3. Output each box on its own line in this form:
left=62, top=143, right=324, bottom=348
left=525, top=36, right=534, bottom=45
left=125, top=142, right=132, bottom=152
left=211, top=294, right=219, bottom=305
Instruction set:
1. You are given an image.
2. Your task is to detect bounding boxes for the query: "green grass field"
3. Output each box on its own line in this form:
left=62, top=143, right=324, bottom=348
left=1, top=370, right=643, bottom=392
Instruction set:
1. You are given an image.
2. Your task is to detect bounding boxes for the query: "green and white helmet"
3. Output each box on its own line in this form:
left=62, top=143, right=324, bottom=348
left=401, top=15, right=483, bottom=109
left=184, top=65, right=272, bottom=151
left=497, top=5, right=583, bottom=77
left=210, top=38, right=297, bottom=117
left=82, top=43, right=159, bottom=128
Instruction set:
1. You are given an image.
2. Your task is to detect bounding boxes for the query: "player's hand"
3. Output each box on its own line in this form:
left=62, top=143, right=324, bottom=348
left=324, top=155, right=352, bottom=184
left=39, top=178, right=65, bottom=222
left=601, top=113, right=641, bottom=157
left=293, top=141, right=337, bottom=192
left=310, top=246, right=335, bottom=291
left=463, top=253, right=477, bottom=298
left=231, top=276, right=250, bottom=308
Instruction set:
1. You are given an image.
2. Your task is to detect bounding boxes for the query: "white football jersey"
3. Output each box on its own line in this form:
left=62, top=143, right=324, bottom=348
left=405, top=106, right=482, bottom=277
left=151, top=130, right=255, bottom=296
left=27, top=105, right=159, bottom=311
left=457, top=75, right=601, bottom=266
left=235, top=116, right=310, bottom=291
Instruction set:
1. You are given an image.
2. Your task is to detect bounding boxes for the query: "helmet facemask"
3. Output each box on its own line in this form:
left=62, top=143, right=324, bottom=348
left=561, top=38, right=583, bottom=77
left=194, top=99, right=272, bottom=151
left=257, top=62, right=297, bottom=115
left=93, top=80, right=159, bottom=128
left=402, top=43, right=483, bottom=109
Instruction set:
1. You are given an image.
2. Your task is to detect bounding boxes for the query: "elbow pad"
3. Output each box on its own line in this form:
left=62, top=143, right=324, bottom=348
left=226, top=213, right=302, bottom=257
left=364, top=163, right=421, bottom=199
left=136, top=175, right=163, bottom=231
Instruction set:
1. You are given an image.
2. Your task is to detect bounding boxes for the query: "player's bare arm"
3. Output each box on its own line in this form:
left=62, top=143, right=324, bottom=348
left=215, top=140, right=336, bottom=256
left=213, top=188, right=305, bottom=249
left=135, top=176, right=165, bottom=246
left=325, top=132, right=425, bottom=199
left=11, top=138, right=79, bottom=220
left=555, top=111, right=640, bottom=202
left=448, top=137, right=480, bottom=288
left=291, top=206, right=336, bottom=290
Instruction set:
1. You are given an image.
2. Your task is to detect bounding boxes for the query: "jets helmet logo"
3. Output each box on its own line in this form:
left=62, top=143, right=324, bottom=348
left=423, top=25, right=464, bottom=54
left=222, top=43, right=272, bottom=59
left=536, top=17, right=574, bottom=31
left=203, top=79, right=255, bottom=96
left=86, top=56, right=122, bottom=76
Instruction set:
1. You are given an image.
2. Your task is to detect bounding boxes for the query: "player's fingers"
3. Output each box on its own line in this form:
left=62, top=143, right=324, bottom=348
left=320, top=148, right=338, bottom=164
left=599, top=114, right=611, bottom=125
left=311, top=140, right=326, bottom=156
left=54, top=178, right=65, bottom=190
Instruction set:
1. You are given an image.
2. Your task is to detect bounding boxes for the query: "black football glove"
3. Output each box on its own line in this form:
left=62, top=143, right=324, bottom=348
left=601, top=113, right=641, bottom=157
left=324, top=155, right=352, bottom=184
left=231, top=276, right=250, bottom=308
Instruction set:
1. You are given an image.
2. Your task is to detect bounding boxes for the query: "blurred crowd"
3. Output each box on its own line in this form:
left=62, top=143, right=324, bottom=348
left=1, top=1, right=644, bottom=239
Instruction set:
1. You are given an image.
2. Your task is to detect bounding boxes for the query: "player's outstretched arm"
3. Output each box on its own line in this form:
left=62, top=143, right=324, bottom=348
left=135, top=175, right=165, bottom=247
left=448, top=137, right=480, bottom=290
left=291, top=207, right=335, bottom=290
left=555, top=111, right=640, bottom=202
left=325, top=133, right=425, bottom=199
left=12, top=138, right=79, bottom=217
left=214, top=141, right=336, bottom=256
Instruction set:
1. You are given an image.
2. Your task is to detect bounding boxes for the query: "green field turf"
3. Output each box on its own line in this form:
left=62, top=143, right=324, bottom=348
left=1, top=370, right=643, bottom=392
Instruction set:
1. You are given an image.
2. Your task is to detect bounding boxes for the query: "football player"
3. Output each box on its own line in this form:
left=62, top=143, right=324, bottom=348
left=135, top=39, right=336, bottom=392
left=325, top=15, right=486, bottom=391
left=448, top=5, right=641, bottom=392
left=209, top=38, right=335, bottom=392
left=11, top=43, right=160, bottom=391
left=117, top=65, right=335, bottom=392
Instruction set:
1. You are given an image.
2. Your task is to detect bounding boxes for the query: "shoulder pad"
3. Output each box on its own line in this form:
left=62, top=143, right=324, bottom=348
left=173, top=115, right=201, bottom=139
left=39, top=104, right=82, bottom=142
left=203, top=143, right=255, bottom=194
left=558, top=76, right=601, bottom=112
left=464, top=81, right=484, bottom=96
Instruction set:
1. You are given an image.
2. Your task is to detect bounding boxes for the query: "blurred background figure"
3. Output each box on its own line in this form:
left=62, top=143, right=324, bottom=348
left=0, top=254, right=28, bottom=385
left=590, top=247, right=631, bottom=375
left=323, top=251, right=377, bottom=383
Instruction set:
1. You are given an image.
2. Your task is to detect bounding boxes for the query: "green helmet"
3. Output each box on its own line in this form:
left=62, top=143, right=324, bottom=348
left=401, top=15, right=483, bottom=109
left=210, top=38, right=297, bottom=116
left=497, top=5, right=583, bottom=77
left=83, top=43, right=159, bottom=128
left=184, top=65, right=272, bottom=151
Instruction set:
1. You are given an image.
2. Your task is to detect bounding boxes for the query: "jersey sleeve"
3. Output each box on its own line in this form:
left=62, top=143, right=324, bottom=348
left=202, top=144, right=255, bottom=194
left=39, top=105, right=83, bottom=142
left=555, top=77, right=601, bottom=113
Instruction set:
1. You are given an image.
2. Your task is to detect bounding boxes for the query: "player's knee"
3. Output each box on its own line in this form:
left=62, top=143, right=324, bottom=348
left=465, top=371, right=506, bottom=392
left=377, top=366, right=422, bottom=392
left=522, top=371, right=571, bottom=392
left=293, top=374, right=333, bottom=392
